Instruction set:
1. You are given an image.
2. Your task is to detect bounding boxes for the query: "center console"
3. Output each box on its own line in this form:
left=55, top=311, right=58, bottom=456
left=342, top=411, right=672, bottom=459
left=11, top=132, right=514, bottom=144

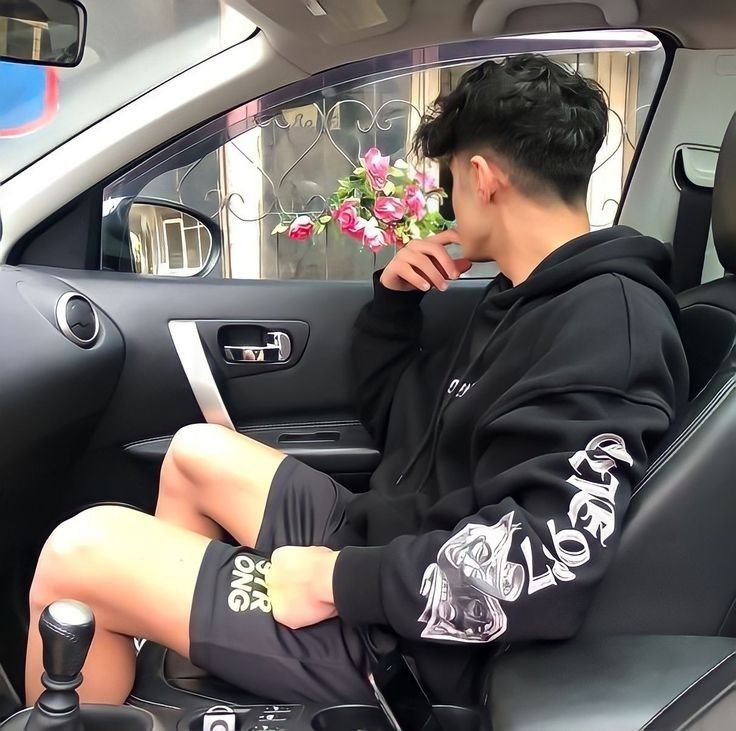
left=129, top=634, right=736, bottom=731
left=175, top=703, right=485, bottom=731
left=3, top=597, right=735, bottom=731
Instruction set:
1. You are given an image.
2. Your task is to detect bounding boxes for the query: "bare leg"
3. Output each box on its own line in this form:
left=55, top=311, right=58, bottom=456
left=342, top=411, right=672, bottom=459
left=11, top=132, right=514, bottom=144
left=155, top=423, right=286, bottom=546
left=26, top=506, right=210, bottom=705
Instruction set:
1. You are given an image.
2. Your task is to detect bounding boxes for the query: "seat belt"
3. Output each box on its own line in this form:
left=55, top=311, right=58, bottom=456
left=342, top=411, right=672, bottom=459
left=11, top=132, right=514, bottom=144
left=671, top=183, right=713, bottom=293
left=670, top=145, right=718, bottom=294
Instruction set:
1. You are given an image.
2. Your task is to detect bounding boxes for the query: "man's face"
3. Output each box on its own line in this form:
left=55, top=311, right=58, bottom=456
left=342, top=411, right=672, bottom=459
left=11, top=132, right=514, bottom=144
left=449, top=154, right=496, bottom=262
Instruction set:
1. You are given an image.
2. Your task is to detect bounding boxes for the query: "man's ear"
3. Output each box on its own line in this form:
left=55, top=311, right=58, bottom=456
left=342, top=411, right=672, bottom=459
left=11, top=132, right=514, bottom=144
left=470, top=154, right=507, bottom=203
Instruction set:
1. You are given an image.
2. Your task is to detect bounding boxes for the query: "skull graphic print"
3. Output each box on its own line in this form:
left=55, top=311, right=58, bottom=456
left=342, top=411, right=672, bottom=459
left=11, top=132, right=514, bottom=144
left=419, top=513, right=525, bottom=643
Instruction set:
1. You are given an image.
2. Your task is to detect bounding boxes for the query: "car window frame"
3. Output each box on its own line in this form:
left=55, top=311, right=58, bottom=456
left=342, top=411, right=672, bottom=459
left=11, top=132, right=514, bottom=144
left=13, top=31, right=677, bottom=276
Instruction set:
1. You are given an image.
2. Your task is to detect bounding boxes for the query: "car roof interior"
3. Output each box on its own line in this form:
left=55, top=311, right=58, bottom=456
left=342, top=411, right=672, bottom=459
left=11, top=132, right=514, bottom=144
left=238, top=0, right=736, bottom=73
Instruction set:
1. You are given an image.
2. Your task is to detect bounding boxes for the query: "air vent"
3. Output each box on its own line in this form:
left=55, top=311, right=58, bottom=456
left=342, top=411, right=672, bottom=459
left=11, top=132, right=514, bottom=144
left=55, top=292, right=100, bottom=348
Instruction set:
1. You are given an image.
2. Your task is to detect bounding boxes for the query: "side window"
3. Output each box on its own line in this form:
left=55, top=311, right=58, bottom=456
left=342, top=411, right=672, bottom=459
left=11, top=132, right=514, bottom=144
left=102, top=31, right=666, bottom=281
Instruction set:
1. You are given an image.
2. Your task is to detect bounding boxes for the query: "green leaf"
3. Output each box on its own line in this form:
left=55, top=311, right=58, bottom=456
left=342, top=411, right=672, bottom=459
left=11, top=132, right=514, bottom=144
left=353, top=167, right=367, bottom=177
left=415, top=219, right=430, bottom=238
left=382, top=181, right=396, bottom=196
left=388, top=167, right=411, bottom=183
left=319, top=215, right=332, bottom=225
left=396, top=228, right=411, bottom=245
left=271, top=222, right=289, bottom=235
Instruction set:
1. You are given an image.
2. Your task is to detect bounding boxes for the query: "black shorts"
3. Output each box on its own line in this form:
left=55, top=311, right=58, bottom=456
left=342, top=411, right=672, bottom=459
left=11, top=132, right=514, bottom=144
left=188, top=456, right=374, bottom=704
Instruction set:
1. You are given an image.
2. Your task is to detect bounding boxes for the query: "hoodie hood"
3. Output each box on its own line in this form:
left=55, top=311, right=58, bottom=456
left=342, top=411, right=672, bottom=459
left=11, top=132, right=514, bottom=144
left=487, top=225, right=678, bottom=318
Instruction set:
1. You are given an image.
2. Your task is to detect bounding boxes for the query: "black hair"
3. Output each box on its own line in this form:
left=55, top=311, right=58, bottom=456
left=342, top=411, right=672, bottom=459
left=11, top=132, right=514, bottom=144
left=413, top=54, right=609, bottom=204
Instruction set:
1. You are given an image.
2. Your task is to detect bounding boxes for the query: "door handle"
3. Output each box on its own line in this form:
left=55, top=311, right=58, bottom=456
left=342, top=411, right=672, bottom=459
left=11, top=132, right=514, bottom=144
left=223, top=331, right=292, bottom=363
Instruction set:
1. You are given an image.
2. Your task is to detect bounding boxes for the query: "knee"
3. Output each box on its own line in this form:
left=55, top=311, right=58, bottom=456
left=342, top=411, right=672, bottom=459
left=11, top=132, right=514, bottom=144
left=30, top=506, right=127, bottom=611
left=164, top=423, right=231, bottom=485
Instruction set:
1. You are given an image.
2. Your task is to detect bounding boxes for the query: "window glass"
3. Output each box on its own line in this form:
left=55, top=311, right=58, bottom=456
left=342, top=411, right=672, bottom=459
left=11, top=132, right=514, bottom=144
left=0, top=1, right=256, bottom=182
left=102, top=31, right=666, bottom=281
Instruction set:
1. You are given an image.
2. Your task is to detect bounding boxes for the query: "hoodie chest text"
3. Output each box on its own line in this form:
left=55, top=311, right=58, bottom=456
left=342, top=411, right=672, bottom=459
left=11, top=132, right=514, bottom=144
left=447, top=377, right=477, bottom=399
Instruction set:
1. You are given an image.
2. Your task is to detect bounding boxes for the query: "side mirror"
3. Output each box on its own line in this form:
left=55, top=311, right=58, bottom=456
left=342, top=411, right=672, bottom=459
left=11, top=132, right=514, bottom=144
left=127, top=200, right=220, bottom=278
left=0, top=0, right=86, bottom=67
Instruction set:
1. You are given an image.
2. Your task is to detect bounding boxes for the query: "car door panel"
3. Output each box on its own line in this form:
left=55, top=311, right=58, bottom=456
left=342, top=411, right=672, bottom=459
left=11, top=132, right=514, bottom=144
left=38, top=267, right=484, bottom=500
left=124, top=420, right=381, bottom=492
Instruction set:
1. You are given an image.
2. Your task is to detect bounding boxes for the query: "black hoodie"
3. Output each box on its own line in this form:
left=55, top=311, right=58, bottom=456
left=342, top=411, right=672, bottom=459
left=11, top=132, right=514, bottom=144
left=331, top=225, right=689, bottom=703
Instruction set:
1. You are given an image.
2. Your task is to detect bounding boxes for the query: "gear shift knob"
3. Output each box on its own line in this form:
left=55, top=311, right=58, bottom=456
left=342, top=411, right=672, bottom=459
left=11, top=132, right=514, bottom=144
left=39, top=600, right=95, bottom=682
left=24, top=601, right=95, bottom=731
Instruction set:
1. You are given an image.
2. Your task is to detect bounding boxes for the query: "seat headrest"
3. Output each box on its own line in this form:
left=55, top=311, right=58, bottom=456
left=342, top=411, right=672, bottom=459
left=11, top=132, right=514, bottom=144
left=713, top=112, right=736, bottom=274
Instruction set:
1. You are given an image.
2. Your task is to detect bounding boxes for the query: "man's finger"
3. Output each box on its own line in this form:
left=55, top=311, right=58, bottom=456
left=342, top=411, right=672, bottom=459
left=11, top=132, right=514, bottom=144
left=412, top=240, right=462, bottom=279
left=401, top=249, right=448, bottom=291
left=401, top=268, right=433, bottom=292
left=422, top=229, right=460, bottom=247
left=455, top=258, right=473, bottom=274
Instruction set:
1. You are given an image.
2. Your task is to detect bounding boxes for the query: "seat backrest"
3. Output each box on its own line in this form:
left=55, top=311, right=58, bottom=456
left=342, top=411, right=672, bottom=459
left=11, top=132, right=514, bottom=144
left=582, top=111, right=736, bottom=638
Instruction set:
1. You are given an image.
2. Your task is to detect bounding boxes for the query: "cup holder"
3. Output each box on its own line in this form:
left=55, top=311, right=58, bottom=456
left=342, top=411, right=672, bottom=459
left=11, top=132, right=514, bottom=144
left=311, top=704, right=483, bottom=731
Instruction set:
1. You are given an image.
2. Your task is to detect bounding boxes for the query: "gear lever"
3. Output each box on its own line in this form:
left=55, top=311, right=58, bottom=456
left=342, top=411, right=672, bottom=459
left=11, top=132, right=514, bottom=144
left=25, top=600, right=95, bottom=731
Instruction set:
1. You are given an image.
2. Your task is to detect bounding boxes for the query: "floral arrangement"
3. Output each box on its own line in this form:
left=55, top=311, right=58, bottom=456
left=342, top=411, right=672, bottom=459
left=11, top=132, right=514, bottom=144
left=271, top=147, right=449, bottom=252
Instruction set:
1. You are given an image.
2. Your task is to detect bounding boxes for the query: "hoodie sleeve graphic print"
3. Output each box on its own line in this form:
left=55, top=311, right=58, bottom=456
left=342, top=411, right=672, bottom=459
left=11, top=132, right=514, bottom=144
left=335, top=385, right=666, bottom=644
left=419, top=431, right=631, bottom=643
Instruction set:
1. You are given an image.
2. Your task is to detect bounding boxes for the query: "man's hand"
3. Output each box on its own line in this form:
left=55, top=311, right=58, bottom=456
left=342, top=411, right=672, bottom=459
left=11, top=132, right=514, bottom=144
left=267, top=546, right=340, bottom=630
left=380, top=230, right=472, bottom=293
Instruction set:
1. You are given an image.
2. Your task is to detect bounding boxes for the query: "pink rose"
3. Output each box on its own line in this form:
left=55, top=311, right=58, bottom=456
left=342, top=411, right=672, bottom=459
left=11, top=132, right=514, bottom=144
left=384, top=227, right=398, bottom=247
left=362, top=222, right=387, bottom=253
left=403, top=184, right=427, bottom=219
left=373, top=196, right=406, bottom=224
left=362, top=147, right=391, bottom=191
left=333, top=199, right=367, bottom=239
left=332, top=198, right=362, bottom=236
left=287, top=215, right=314, bottom=240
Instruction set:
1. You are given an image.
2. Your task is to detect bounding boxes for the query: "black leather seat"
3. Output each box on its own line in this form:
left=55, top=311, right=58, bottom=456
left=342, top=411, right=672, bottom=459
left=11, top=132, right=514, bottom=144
left=130, top=113, right=736, bottom=710
left=582, top=111, right=736, bottom=637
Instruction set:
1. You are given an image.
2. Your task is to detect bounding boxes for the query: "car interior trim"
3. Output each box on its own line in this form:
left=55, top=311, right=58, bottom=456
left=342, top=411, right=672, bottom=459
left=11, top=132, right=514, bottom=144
left=472, top=0, right=640, bottom=33
left=54, top=291, right=100, bottom=347
left=642, top=651, right=736, bottom=728
left=127, top=695, right=181, bottom=712
left=122, top=419, right=363, bottom=451
left=619, top=49, right=736, bottom=243
left=167, top=320, right=235, bottom=431
left=632, top=374, right=735, bottom=500
left=674, top=144, right=720, bottom=191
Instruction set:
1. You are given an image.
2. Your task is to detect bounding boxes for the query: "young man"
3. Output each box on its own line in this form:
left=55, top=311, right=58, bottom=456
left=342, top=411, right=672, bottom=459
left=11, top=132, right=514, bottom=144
left=26, top=54, right=688, bottom=707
